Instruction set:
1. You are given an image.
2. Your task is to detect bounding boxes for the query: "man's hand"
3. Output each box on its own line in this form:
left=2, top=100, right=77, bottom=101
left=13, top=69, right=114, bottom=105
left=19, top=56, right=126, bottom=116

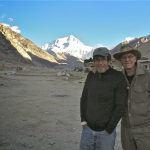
left=81, top=121, right=87, bottom=127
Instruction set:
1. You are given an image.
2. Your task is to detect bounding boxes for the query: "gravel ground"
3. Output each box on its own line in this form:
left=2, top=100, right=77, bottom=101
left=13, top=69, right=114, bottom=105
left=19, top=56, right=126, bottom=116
left=0, top=68, right=123, bottom=150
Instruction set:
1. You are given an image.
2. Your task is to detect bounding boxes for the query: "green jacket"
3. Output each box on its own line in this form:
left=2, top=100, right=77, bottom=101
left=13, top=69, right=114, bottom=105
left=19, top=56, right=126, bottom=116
left=122, top=63, right=150, bottom=127
left=80, top=67, right=127, bottom=133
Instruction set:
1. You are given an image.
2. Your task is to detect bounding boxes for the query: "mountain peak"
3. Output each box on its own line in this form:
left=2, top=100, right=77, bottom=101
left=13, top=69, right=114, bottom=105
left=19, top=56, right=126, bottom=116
left=68, top=34, right=76, bottom=39
left=42, top=35, right=93, bottom=59
left=67, top=35, right=78, bottom=42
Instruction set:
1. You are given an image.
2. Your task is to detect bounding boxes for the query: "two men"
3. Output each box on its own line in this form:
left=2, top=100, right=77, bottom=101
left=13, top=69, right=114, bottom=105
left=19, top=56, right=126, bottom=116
left=80, top=47, right=127, bottom=150
left=113, top=45, right=150, bottom=150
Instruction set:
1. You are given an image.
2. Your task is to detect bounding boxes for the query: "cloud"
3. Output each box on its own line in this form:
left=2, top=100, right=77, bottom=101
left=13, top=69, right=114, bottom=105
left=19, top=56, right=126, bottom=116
left=124, top=37, right=135, bottom=42
left=8, top=17, right=14, bottom=22
left=0, top=15, right=15, bottom=23
left=1, top=23, right=21, bottom=33
left=0, top=15, right=5, bottom=19
left=11, top=26, right=21, bottom=33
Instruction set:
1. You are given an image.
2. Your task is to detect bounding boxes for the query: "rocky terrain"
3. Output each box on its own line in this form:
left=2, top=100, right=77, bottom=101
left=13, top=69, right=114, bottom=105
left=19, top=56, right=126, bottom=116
left=0, top=24, right=83, bottom=69
left=111, top=35, right=150, bottom=59
left=0, top=66, right=122, bottom=150
left=0, top=23, right=150, bottom=150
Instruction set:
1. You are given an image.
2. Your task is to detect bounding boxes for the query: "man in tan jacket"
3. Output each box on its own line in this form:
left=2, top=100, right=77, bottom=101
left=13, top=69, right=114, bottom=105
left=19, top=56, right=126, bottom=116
left=113, top=45, right=150, bottom=150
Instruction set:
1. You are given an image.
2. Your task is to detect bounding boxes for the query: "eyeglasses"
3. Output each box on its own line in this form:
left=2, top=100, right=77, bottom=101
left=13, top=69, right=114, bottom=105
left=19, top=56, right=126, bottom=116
left=120, top=54, right=135, bottom=61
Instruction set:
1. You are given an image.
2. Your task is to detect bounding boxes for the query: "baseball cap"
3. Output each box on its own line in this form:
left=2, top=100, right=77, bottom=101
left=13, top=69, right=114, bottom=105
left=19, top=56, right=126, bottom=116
left=93, top=47, right=110, bottom=58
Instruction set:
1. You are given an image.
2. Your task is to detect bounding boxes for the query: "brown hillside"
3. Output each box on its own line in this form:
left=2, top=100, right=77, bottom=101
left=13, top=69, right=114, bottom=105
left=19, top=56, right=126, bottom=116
left=0, top=24, right=59, bottom=68
left=138, top=40, right=150, bottom=59
left=111, top=35, right=150, bottom=59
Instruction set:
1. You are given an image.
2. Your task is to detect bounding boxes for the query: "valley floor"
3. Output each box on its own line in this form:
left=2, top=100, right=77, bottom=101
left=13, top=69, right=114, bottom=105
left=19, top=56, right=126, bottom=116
left=0, top=66, right=122, bottom=150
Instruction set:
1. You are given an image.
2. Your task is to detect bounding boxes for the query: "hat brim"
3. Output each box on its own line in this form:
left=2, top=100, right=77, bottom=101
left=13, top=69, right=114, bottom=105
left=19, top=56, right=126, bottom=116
left=93, top=54, right=108, bottom=57
left=113, top=49, right=141, bottom=60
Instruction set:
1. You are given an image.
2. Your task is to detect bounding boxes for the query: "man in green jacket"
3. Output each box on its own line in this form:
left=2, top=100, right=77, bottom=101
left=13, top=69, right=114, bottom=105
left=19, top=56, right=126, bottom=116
left=113, top=45, right=150, bottom=150
left=80, top=47, right=127, bottom=150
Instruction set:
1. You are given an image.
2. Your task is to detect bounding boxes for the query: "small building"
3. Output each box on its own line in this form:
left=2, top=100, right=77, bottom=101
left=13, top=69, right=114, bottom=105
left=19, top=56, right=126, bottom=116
left=138, top=59, right=150, bottom=70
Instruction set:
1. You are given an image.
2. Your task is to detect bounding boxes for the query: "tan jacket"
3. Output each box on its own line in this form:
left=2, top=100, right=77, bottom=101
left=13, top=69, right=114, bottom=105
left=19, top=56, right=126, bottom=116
left=122, top=63, right=150, bottom=127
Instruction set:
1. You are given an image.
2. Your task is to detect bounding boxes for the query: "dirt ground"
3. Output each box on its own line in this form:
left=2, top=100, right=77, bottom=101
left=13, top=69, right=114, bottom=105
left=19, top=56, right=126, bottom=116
left=0, top=67, right=123, bottom=150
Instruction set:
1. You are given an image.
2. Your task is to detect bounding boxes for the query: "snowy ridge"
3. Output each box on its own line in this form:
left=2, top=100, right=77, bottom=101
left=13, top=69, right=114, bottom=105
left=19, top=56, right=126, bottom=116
left=42, top=35, right=93, bottom=59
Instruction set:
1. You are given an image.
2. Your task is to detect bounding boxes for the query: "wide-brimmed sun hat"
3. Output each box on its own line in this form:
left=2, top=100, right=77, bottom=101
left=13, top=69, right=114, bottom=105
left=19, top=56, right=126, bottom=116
left=113, top=45, right=141, bottom=60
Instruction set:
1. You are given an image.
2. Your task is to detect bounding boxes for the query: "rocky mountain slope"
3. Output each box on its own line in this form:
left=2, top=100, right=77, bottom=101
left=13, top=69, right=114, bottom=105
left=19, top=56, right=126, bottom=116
left=0, top=24, right=59, bottom=68
left=0, top=24, right=84, bottom=69
left=1, top=23, right=149, bottom=70
left=138, top=40, right=150, bottom=59
left=111, top=35, right=150, bottom=59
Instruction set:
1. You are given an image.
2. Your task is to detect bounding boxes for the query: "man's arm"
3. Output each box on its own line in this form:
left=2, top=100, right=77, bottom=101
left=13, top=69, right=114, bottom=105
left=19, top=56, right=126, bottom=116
left=105, top=75, right=127, bottom=133
left=80, top=72, right=92, bottom=124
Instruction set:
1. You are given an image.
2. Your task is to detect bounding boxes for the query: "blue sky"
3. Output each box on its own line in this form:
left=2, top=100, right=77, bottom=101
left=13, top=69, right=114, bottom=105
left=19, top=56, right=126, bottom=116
left=0, top=0, right=150, bottom=48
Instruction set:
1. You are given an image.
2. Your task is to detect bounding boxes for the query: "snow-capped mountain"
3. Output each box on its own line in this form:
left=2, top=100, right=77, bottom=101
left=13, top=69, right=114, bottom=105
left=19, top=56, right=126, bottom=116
left=42, top=35, right=93, bottom=59
left=122, top=37, right=135, bottom=44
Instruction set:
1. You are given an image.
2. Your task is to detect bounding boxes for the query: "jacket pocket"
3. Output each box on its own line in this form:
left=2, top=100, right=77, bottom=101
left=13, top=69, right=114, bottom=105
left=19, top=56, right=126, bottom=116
left=133, top=85, right=149, bottom=103
left=132, top=101, right=148, bottom=116
left=132, top=101, right=149, bottom=125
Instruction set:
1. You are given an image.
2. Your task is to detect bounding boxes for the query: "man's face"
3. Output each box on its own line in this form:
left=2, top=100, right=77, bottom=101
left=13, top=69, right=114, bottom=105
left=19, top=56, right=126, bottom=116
left=120, top=53, right=137, bottom=70
left=93, top=56, right=110, bottom=73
